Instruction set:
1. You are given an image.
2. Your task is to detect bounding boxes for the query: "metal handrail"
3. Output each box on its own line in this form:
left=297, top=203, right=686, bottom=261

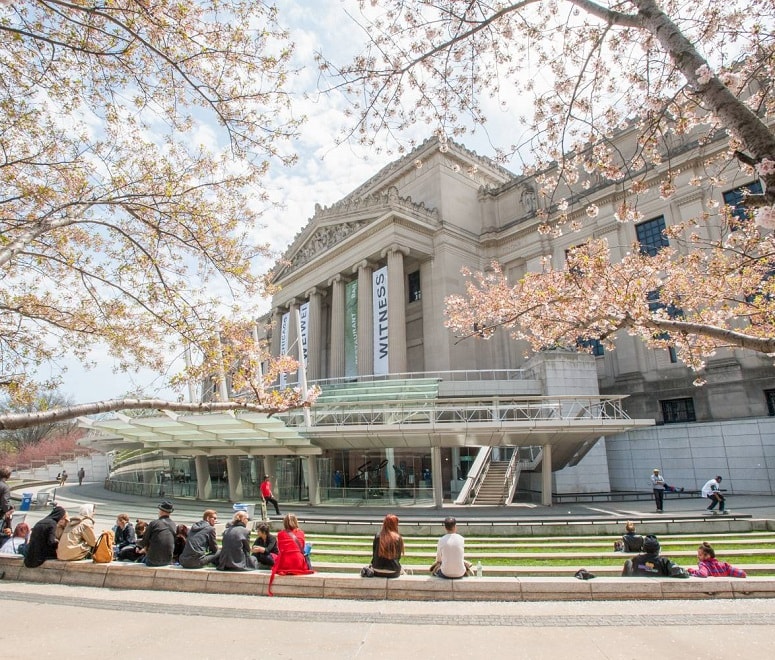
left=503, top=450, right=522, bottom=504
left=280, top=395, right=631, bottom=428
left=454, top=446, right=491, bottom=505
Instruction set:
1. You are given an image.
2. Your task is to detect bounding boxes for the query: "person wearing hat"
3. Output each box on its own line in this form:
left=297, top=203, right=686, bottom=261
left=621, top=535, right=688, bottom=578
left=650, top=468, right=666, bottom=513
left=136, top=500, right=176, bottom=567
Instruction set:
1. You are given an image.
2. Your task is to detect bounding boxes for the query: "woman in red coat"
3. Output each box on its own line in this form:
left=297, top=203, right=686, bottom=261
left=268, top=513, right=313, bottom=595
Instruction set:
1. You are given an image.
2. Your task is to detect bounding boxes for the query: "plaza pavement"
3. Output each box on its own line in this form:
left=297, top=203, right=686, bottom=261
left=4, top=482, right=775, bottom=658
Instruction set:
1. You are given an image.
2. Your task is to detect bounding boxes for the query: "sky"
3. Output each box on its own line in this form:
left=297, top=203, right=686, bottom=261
left=47, top=0, right=527, bottom=405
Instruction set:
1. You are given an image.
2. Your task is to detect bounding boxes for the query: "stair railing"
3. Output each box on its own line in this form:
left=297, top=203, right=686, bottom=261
left=503, top=450, right=522, bottom=504
left=453, top=446, right=491, bottom=505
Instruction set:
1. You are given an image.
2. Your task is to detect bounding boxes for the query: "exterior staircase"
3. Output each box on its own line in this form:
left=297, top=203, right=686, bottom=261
left=472, top=461, right=510, bottom=505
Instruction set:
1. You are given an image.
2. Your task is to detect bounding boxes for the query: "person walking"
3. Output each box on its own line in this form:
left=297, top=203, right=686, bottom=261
left=260, top=475, right=281, bottom=516
left=650, top=468, right=666, bottom=513
left=77, top=467, right=85, bottom=486
left=702, top=475, right=728, bottom=514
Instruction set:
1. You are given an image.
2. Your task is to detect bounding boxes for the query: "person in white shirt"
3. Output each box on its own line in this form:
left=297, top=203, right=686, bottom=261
left=701, top=475, right=727, bottom=514
left=434, top=516, right=466, bottom=579
left=650, top=468, right=666, bottom=513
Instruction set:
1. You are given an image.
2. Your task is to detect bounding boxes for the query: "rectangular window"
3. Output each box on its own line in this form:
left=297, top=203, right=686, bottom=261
left=766, top=390, right=775, bottom=416
left=408, top=270, right=421, bottom=302
left=576, top=337, right=605, bottom=356
left=723, top=180, right=764, bottom=226
left=660, top=398, right=696, bottom=423
left=636, top=216, right=669, bottom=256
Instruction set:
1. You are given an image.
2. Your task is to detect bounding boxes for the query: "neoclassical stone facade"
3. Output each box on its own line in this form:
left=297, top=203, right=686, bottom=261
left=263, top=133, right=775, bottom=496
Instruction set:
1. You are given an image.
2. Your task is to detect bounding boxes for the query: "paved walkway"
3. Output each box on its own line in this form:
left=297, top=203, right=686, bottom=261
left=1, top=581, right=774, bottom=658
left=6, top=482, right=775, bottom=658
left=12, top=480, right=775, bottom=529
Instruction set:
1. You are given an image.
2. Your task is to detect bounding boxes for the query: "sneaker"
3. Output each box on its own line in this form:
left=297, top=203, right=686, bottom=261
left=721, top=510, right=730, bottom=515
left=655, top=509, right=663, bottom=513
left=680, top=487, right=685, bottom=492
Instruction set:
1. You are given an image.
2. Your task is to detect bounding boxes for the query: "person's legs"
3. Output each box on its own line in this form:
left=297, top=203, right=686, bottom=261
left=717, top=493, right=726, bottom=512
left=654, top=489, right=664, bottom=511
left=267, top=496, right=280, bottom=515
left=706, top=495, right=717, bottom=510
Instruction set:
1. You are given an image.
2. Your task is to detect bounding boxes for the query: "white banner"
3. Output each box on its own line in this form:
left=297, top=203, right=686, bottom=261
left=373, top=266, right=389, bottom=375
left=279, top=311, right=290, bottom=387
left=299, top=301, right=309, bottom=369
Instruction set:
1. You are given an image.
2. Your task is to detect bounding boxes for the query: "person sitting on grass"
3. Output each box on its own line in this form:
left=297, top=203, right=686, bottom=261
left=618, top=521, right=644, bottom=552
left=688, top=542, right=747, bottom=578
left=621, top=535, right=689, bottom=578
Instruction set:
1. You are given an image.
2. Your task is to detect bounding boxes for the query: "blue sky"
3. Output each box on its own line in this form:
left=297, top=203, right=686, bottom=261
left=52, top=0, right=524, bottom=405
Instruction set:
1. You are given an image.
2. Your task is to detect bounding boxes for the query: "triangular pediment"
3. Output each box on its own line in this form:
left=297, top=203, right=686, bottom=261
left=275, top=186, right=439, bottom=279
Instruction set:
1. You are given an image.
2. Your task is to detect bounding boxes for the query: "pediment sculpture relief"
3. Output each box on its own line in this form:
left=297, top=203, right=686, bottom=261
left=290, top=219, right=371, bottom=269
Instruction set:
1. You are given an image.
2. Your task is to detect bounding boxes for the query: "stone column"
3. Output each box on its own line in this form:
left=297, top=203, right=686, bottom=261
left=306, top=288, right=323, bottom=382
left=354, top=260, right=374, bottom=377
left=194, top=455, right=212, bottom=500
left=306, top=456, right=320, bottom=505
left=384, top=245, right=409, bottom=374
left=431, top=446, right=444, bottom=508
left=329, top=274, right=345, bottom=379
left=270, top=309, right=283, bottom=359
left=226, top=455, right=243, bottom=503
left=541, top=444, right=553, bottom=507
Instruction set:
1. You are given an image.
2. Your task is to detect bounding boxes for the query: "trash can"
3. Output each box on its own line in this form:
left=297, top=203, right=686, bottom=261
left=36, top=491, right=50, bottom=507
left=232, top=503, right=255, bottom=520
left=20, top=492, right=33, bottom=511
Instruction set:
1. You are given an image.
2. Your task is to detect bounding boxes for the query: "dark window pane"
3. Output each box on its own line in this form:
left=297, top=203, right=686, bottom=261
left=723, top=181, right=764, bottom=226
left=636, top=216, right=669, bottom=256
left=660, top=398, right=696, bottom=423
left=408, top=270, right=421, bottom=302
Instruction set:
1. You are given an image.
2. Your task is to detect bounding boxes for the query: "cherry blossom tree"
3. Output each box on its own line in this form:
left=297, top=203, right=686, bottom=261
left=0, top=1, right=313, bottom=429
left=324, top=0, right=775, bottom=372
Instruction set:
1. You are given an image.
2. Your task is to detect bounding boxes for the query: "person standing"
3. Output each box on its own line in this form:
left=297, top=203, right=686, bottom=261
left=77, top=467, right=85, bottom=486
left=136, top=501, right=176, bottom=566
left=179, top=510, right=220, bottom=569
left=433, top=516, right=467, bottom=579
left=0, top=466, right=12, bottom=520
left=59, top=469, right=68, bottom=487
left=260, top=475, right=281, bottom=516
left=650, top=468, right=666, bottom=513
left=702, top=475, right=728, bottom=514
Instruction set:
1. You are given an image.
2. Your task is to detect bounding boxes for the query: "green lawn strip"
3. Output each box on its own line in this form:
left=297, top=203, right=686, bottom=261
left=311, top=554, right=775, bottom=568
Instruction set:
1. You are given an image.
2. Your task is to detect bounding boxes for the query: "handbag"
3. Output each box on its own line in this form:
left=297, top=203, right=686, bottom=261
left=288, top=530, right=312, bottom=570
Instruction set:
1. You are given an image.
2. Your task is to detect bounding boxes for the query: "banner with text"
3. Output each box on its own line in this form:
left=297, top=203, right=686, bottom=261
left=299, top=301, right=309, bottom=370
left=372, top=266, right=389, bottom=375
left=279, top=311, right=290, bottom=387
left=344, top=279, right=358, bottom=378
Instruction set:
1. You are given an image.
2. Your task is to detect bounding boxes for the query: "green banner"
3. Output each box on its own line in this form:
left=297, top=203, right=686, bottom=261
left=344, top=279, right=358, bottom=378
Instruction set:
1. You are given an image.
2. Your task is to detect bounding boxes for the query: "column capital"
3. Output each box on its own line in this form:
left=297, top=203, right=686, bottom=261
left=381, top=244, right=410, bottom=259
left=352, top=259, right=373, bottom=274
left=305, top=286, right=323, bottom=299
left=327, top=273, right=343, bottom=287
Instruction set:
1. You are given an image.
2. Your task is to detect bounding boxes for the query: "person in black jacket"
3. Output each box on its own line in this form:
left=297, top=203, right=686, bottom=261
left=24, top=506, right=68, bottom=568
left=251, top=522, right=278, bottom=568
left=622, top=535, right=688, bottom=578
left=179, top=510, right=220, bottom=569
left=137, top=501, right=176, bottom=567
left=217, top=511, right=257, bottom=571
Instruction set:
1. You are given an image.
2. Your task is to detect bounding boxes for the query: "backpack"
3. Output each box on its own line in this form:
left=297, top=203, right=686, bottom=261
left=93, top=530, right=115, bottom=563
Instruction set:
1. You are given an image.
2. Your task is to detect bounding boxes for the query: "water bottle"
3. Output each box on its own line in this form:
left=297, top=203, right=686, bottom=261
left=476, top=561, right=483, bottom=578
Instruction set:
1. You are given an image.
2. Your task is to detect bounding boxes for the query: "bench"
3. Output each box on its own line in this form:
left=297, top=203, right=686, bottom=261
left=2, top=556, right=775, bottom=601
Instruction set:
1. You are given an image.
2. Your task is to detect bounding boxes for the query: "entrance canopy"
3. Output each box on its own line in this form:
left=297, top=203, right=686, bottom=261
left=78, top=411, right=321, bottom=456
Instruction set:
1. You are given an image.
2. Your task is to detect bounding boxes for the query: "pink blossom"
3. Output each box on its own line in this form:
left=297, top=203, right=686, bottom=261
left=695, top=65, right=713, bottom=85
left=757, top=159, right=775, bottom=176
left=755, top=206, right=775, bottom=230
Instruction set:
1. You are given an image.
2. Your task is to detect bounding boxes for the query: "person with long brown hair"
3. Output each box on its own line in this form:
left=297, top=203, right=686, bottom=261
left=363, top=513, right=404, bottom=578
